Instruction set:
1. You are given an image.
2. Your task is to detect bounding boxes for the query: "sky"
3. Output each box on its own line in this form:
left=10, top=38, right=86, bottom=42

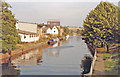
left=4, top=0, right=120, bottom=2
left=4, top=0, right=119, bottom=27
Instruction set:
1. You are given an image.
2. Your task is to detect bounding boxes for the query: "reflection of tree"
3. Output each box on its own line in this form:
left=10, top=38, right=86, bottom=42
left=37, top=47, right=43, bottom=63
left=2, top=57, right=20, bottom=76
left=37, top=44, right=48, bottom=64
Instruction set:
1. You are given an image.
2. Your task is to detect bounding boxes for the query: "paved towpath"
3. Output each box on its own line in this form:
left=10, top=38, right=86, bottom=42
left=93, top=53, right=106, bottom=75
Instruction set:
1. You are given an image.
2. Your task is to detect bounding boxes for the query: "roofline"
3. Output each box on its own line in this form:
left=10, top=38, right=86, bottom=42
left=47, top=19, right=60, bottom=22
left=17, top=21, right=38, bottom=25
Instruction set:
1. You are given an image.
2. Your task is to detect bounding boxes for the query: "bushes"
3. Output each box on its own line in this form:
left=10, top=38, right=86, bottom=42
left=1, top=2, right=21, bottom=52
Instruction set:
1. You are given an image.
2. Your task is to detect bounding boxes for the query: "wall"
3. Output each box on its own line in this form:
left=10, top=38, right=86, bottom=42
left=19, top=34, right=39, bottom=42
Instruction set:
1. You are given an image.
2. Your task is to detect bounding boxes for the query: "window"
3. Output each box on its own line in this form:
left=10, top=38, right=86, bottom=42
left=24, top=36, right=26, bottom=39
left=54, top=31, right=55, bottom=33
left=30, top=34, right=32, bottom=38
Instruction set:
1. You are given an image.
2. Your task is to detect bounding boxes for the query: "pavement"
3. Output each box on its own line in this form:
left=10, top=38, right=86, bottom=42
left=93, top=53, right=106, bottom=75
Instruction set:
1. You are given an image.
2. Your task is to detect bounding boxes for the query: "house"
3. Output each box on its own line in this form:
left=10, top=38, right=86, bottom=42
left=42, top=25, right=61, bottom=36
left=37, top=20, right=63, bottom=38
left=47, top=19, right=60, bottom=26
left=42, top=20, right=63, bottom=36
left=16, top=22, right=39, bottom=42
left=47, top=26, right=59, bottom=35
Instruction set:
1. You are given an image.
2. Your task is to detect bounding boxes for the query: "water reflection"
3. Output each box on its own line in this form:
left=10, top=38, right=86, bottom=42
left=37, top=47, right=43, bottom=64
left=2, top=57, right=20, bottom=75
left=2, top=44, right=48, bottom=75
left=44, top=42, right=62, bottom=57
left=49, top=46, right=74, bottom=49
left=2, top=36, right=90, bottom=75
left=12, top=49, right=39, bottom=66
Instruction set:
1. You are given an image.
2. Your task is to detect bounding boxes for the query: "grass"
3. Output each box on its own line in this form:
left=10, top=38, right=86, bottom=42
left=105, top=61, right=114, bottom=70
left=14, top=38, right=48, bottom=50
left=103, top=43, right=120, bottom=74
left=103, top=53, right=111, bottom=59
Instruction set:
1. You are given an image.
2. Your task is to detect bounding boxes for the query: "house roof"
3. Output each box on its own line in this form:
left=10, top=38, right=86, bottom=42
left=16, top=22, right=38, bottom=33
left=17, top=29, right=37, bottom=35
left=42, top=25, right=61, bottom=33
left=42, top=27, right=49, bottom=33
left=37, top=24, right=48, bottom=28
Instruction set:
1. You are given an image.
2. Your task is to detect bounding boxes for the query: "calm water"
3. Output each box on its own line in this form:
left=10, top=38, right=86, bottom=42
left=2, top=36, right=90, bottom=75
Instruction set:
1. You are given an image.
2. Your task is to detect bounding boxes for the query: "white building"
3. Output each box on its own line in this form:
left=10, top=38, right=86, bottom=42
left=16, top=22, right=39, bottom=42
left=46, top=26, right=59, bottom=35
left=51, top=26, right=59, bottom=34
left=46, top=28, right=52, bottom=34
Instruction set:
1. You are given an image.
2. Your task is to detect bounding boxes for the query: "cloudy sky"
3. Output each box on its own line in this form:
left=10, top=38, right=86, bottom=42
left=5, top=0, right=119, bottom=27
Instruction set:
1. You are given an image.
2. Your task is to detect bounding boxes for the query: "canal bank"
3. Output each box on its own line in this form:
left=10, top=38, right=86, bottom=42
left=0, top=36, right=67, bottom=64
left=0, top=41, right=48, bottom=64
left=80, top=43, right=97, bottom=75
left=2, top=36, right=91, bottom=75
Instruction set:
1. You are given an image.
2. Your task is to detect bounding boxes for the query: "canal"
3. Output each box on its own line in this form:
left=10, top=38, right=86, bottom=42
left=2, top=36, right=91, bottom=75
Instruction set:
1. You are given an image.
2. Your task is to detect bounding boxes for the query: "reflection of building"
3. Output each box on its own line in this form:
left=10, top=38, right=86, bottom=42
left=45, top=49, right=60, bottom=57
left=45, top=42, right=62, bottom=57
left=12, top=49, right=39, bottom=66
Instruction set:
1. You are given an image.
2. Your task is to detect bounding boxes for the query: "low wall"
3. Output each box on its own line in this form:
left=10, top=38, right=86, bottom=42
left=84, top=49, right=97, bottom=76
left=0, top=41, right=48, bottom=64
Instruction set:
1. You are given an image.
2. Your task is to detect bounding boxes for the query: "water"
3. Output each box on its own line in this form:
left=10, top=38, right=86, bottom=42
left=2, top=36, right=91, bottom=75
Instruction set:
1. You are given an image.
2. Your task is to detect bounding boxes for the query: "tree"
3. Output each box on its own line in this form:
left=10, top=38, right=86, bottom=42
left=63, top=27, right=70, bottom=36
left=76, top=29, right=81, bottom=34
left=1, top=2, right=20, bottom=52
left=81, top=1, right=119, bottom=53
left=117, top=5, right=120, bottom=43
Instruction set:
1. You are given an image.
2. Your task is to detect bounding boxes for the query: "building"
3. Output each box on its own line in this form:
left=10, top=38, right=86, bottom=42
left=37, top=20, right=63, bottom=38
left=47, top=19, right=60, bottom=26
left=16, top=22, right=39, bottom=42
left=42, top=25, right=62, bottom=36
left=43, top=20, right=63, bottom=36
